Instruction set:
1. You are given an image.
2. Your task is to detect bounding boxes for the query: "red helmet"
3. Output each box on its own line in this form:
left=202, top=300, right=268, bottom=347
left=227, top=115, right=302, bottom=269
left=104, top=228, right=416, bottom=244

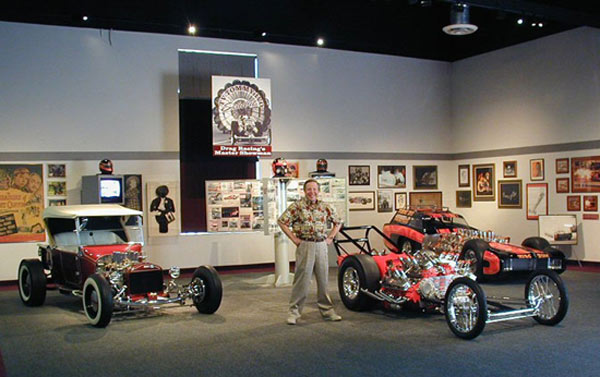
left=99, top=159, right=113, bottom=174
left=316, top=159, right=328, bottom=172
left=272, top=158, right=289, bottom=177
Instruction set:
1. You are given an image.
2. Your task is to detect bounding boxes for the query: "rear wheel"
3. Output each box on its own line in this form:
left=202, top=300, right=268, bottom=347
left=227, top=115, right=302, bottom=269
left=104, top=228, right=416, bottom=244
left=83, top=274, right=113, bottom=327
left=399, top=238, right=416, bottom=254
left=444, top=277, right=487, bottom=340
left=191, top=266, right=223, bottom=314
left=460, top=239, right=489, bottom=280
left=525, top=271, right=568, bottom=326
left=338, top=255, right=380, bottom=311
left=522, top=237, right=550, bottom=251
left=18, top=259, right=47, bottom=306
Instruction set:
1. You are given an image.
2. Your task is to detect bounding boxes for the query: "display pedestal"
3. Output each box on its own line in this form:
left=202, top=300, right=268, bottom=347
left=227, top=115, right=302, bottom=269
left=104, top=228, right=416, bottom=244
left=272, top=233, right=293, bottom=287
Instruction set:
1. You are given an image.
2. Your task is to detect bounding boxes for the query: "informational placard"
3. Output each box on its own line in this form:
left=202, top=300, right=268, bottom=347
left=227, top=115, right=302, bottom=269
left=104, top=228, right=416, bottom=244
left=206, top=180, right=264, bottom=232
left=538, top=215, right=578, bottom=245
left=211, top=76, right=272, bottom=157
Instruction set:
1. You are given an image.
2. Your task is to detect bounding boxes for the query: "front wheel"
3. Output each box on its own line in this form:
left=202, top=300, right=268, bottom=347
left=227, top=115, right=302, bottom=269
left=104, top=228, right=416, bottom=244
left=83, top=274, right=114, bottom=327
left=525, top=271, right=568, bottom=326
left=18, top=259, right=47, bottom=306
left=191, top=266, right=223, bottom=314
left=444, top=277, right=487, bottom=340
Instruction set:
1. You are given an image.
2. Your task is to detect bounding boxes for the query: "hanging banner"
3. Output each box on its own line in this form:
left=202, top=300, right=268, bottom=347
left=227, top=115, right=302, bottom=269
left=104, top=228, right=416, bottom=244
left=0, top=164, right=45, bottom=243
left=212, top=76, right=272, bottom=156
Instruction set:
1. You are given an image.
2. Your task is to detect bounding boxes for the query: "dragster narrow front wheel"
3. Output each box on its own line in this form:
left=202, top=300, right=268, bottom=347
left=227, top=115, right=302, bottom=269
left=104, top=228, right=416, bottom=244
left=444, top=277, right=487, bottom=340
left=525, top=270, right=568, bottom=326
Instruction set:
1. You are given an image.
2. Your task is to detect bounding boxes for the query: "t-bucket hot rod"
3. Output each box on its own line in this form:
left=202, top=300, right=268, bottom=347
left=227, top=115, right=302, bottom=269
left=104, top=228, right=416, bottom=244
left=18, top=204, right=222, bottom=327
left=334, top=225, right=568, bottom=339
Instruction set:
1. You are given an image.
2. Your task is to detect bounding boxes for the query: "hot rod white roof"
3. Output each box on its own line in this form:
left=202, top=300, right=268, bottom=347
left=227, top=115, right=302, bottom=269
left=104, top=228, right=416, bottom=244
left=43, top=204, right=143, bottom=219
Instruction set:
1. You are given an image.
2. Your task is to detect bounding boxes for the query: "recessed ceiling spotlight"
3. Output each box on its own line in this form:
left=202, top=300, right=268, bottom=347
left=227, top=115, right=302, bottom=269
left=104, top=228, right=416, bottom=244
left=517, top=18, right=523, bottom=25
left=531, top=22, right=536, bottom=27
left=316, top=38, right=325, bottom=46
left=261, top=32, right=267, bottom=37
left=82, top=15, right=88, bottom=21
left=188, top=25, right=197, bottom=35
left=538, top=22, right=543, bottom=28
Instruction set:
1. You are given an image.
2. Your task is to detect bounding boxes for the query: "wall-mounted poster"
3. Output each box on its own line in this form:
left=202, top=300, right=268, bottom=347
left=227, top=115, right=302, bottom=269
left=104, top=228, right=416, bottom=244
left=583, top=195, right=598, bottom=211
left=47, top=164, right=66, bottom=178
left=498, top=180, right=522, bottom=209
left=286, top=161, right=299, bottom=178
left=530, top=158, right=545, bottom=181
left=124, top=174, right=143, bottom=211
left=377, top=190, right=393, bottom=213
left=556, top=158, right=569, bottom=174
left=378, top=165, right=406, bottom=188
left=473, top=163, right=495, bottom=201
left=0, top=164, right=45, bottom=243
left=456, top=190, right=471, bottom=208
left=348, top=165, right=370, bottom=186
left=526, top=183, right=548, bottom=220
left=503, top=161, right=517, bottom=178
left=458, top=164, right=470, bottom=187
left=572, top=156, right=600, bottom=192
left=413, top=165, right=437, bottom=190
left=566, top=195, right=580, bottom=211
left=147, top=182, right=180, bottom=237
left=48, top=181, right=66, bottom=196
left=348, top=191, right=375, bottom=211
left=556, top=178, right=569, bottom=193
left=212, top=76, right=272, bottom=157
left=395, top=192, right=407, bottom=210
left=410, top=191, right=443, bottom=209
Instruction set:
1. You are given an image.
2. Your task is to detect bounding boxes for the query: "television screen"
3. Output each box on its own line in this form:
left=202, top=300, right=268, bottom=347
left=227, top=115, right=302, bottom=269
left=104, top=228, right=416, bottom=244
left=100, top=177, right=123, bottom=204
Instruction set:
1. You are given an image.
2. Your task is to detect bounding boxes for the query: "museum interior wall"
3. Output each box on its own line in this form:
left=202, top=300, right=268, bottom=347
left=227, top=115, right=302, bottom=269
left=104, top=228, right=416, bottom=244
left=1, top=21, right=599, bottom=280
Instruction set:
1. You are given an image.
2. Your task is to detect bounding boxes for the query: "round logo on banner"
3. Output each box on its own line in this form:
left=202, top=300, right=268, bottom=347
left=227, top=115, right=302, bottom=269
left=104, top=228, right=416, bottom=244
left=213, top=80, right=271, bottom=145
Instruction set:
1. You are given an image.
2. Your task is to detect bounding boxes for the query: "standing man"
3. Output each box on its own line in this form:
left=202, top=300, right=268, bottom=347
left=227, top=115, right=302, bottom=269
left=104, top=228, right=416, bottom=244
left=278, top=179, right=343, bottom=325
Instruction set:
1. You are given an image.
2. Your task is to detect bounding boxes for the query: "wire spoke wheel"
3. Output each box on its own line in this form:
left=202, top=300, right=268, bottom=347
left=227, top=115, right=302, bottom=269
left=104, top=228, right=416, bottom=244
left=444, top=277, right=487, bottom=339
left=463, top=249, right=478, bottom=275
left=342, top=267, right=360, bottom=300
left=525, top=271, right=568, bottom=326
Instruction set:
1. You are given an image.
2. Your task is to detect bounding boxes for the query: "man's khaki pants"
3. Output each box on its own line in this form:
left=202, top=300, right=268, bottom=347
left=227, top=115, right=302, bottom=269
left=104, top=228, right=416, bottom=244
left=288, top=241, right=335, bottom=318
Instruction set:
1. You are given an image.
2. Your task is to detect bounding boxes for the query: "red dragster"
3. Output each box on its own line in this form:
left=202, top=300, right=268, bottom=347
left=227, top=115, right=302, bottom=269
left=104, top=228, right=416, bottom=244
left=382, top=208, right=565, bottom=280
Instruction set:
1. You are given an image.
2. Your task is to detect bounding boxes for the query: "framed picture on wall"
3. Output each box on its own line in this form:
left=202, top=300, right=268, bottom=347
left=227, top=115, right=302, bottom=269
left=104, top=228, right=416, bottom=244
left=395, top=192, right=407, bottom=210
left=377, top=165, right=406, bottom=188
left=567, top=195, right=581, bottom=211
left=530, top=158, right=545, bottom=181
left=458, top=164, right=470, bottom=187
left=456, top=190, right=472, bottom=208
left=498, top=180, right=522, bottom=208
left=348, top=165, right=370, bottom=186
left=556, top=178, right=569, bottom=193
left=572, top=156, right=600, bottom=192
left=377, top=190, right=394, bottom=213
left=556, top=158, right=569, bottom=174
left=526, top=183, right=548, bottom=220
left=583, top=195, right=598, bottom=211
left=413, top=165, right=437, bottom=190
left=47, top=164, right=66, bottom=178
left=409, top=191, right=442, bottom=209
left=473, top=163, right=495, bottom=201
left=348, top=191, right=375, bottom=211
left=503, top=161, right=517, bottom=178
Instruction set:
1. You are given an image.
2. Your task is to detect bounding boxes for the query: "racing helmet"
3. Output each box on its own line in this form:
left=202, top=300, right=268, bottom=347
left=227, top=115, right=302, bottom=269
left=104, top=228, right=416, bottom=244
left=272, top=158, right=289, bottom=177
left=316, top=159, right=328, bottom=172
left=99, top=159, right=114, bottom=174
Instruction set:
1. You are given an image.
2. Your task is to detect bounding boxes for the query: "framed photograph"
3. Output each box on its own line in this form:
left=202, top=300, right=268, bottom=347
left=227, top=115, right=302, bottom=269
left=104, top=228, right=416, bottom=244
left=498, top=180, right=522, bottom=208
left=348, top=191, right=375, bottom=211
left=572, top=156, right=600, bottom=192
left=377, top=190, right=394, bottom=213
left=556, top=158, right=569, bottom=174
left=47, top=164, right=66, bottom=178
left=394, top=192, right=407, bottom=210
left=456, top=190, right=472, bottom=208
left=348, top=165, right=370, bottom=186
left=583, top=195, right=598, bottom=211
left=48, top=198, right=67, bottom=206
left=530, top=158, right=545, bottom=181
left=409, top=191, right=443, bottom=209
left=413, top=165, right=437, bottom=190
left=556, top=178, right=569, bottom=193
left=48, top=181, right=66, bottom=196
left=458, top=164, right=470, bottom=187
left=377, top=165, right=406, bottom=188
left=473, top=163, right=495, bottom=201
left=526, top=183, right=548, bottom=220
left=567, top=195, right=581, bottom=211
left=124, top=174, right=143, bottom=211
left=147, top=181, right=180, bottom=237
left=503, top=161, right=517, bottom=178
left=286, top=161, right=299, bottom=178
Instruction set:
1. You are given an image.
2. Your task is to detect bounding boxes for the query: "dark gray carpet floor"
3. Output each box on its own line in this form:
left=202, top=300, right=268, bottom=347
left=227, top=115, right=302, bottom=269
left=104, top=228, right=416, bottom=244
left=0, top=269, right=598, bottom=377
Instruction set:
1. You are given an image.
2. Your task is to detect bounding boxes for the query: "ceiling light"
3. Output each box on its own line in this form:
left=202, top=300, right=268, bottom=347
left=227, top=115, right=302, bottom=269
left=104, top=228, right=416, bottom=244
left=188, top=25, right=197, bottom=35
left=82, top=16, right=88, bottom=21
left=517, top=18, right=523, bottom=25
left=538, top=22, right=543, bottom=28
left=261, top=32, right=267, bottom=37
left=316, top=38, right=325, bottom=46
left=442, top=3, right=477, bottom=36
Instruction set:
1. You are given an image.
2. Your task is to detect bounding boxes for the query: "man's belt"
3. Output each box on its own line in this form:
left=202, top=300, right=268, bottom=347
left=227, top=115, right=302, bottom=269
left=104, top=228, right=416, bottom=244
left=300, top=237, right=326, bottom=242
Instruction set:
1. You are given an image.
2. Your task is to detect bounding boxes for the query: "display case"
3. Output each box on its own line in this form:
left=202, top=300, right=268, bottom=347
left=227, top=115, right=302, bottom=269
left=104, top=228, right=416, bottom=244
left=538, top=214, right=578, bottom=245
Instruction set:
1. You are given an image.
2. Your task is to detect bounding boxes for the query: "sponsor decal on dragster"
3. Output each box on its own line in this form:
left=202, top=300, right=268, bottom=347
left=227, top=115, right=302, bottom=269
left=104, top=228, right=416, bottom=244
left=383, top=224, right=424, bottom=245
left=483, top=251, right=501, bottom=275
left=489, top=242, right=548, bottom=258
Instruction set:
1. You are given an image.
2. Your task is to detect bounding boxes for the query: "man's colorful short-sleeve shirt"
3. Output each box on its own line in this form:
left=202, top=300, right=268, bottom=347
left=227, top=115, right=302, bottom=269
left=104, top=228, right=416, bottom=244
left=278, top=197, right=342, bottom=240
